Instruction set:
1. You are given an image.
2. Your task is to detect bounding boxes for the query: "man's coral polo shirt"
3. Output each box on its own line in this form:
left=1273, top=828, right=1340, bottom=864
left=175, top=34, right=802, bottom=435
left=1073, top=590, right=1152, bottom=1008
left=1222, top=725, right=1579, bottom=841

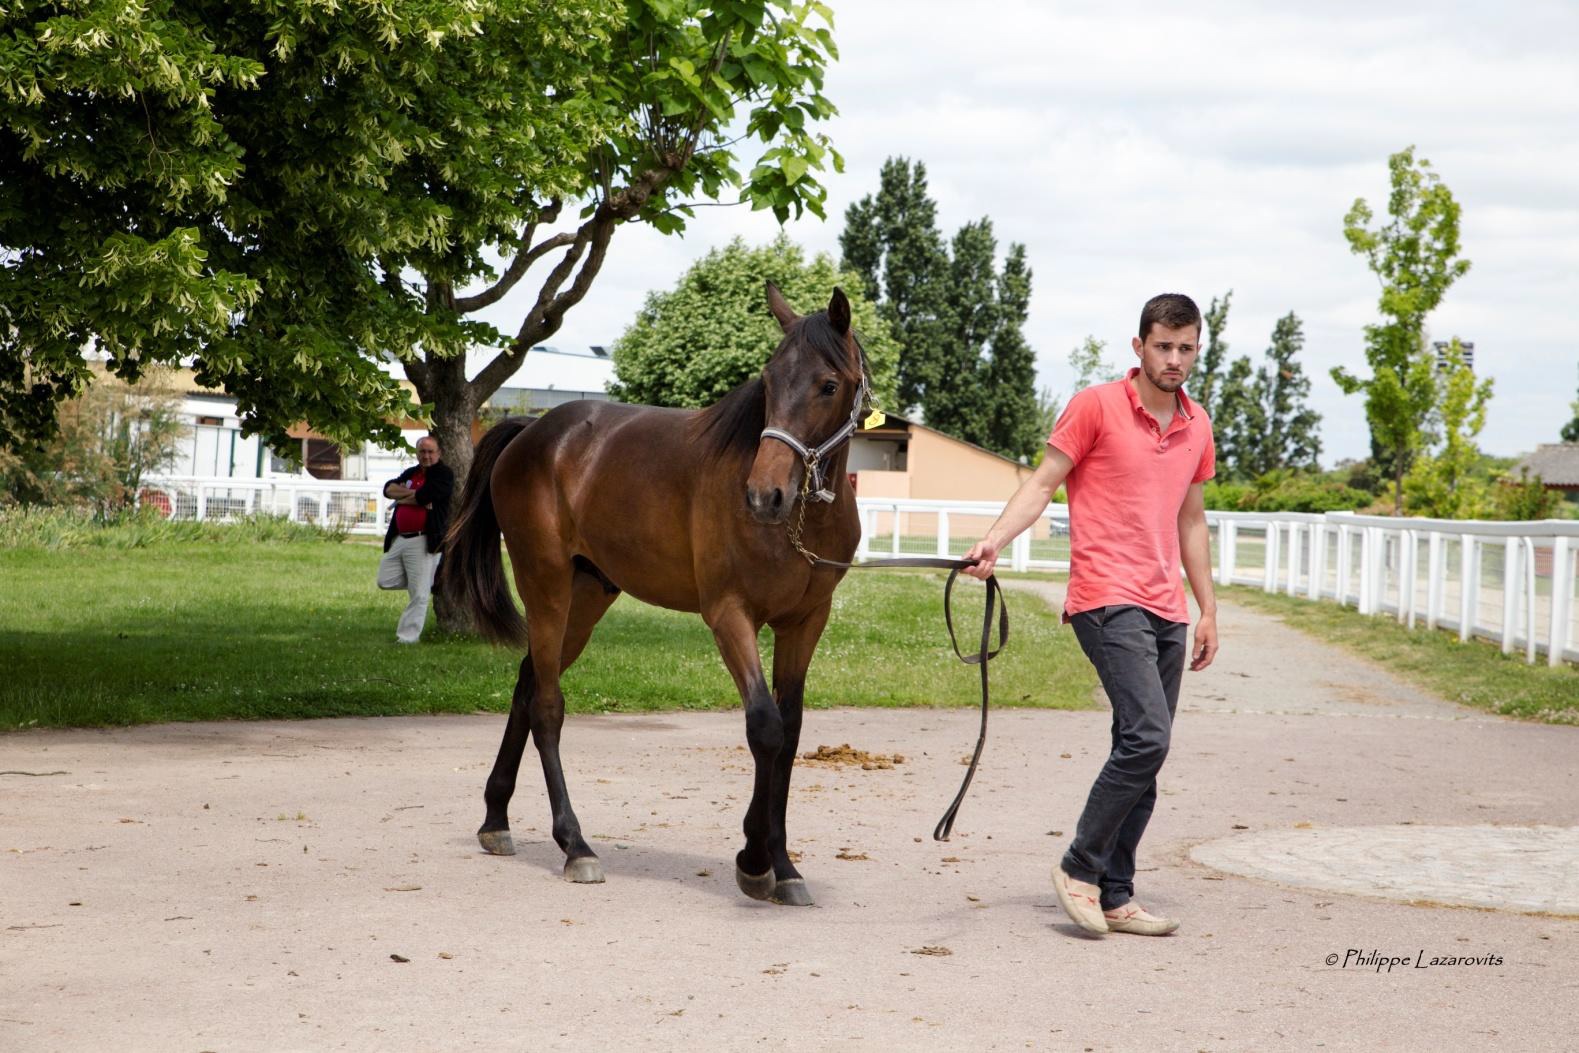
left=1048, top=368, right=1215, bottom=625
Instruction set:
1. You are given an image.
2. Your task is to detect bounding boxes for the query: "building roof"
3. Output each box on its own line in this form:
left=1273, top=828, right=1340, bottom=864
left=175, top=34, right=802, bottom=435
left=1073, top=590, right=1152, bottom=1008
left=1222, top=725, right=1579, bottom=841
left=503, top=345, right=614, bottom=394
left=1514, top=444, right=1579, bottom=488
left=857, top=411, right=1034, bottom=469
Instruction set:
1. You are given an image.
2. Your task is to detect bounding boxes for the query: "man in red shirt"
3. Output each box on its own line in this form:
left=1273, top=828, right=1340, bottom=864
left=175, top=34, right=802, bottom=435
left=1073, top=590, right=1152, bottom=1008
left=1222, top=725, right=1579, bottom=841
left=378, top=435, right=454, bottom=643
left=965, top=293, right=1219, bottom=937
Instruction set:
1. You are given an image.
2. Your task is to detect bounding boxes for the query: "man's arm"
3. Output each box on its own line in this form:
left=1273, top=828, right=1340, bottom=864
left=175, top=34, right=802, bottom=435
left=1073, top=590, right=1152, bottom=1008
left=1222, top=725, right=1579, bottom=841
left=411, top=464, right=453, bottom=510
left=962, top=448, right=1075, bottom=579
left=1177, top=482, right=1218, bottom=671
left=383, top=468, right=415, bottom=501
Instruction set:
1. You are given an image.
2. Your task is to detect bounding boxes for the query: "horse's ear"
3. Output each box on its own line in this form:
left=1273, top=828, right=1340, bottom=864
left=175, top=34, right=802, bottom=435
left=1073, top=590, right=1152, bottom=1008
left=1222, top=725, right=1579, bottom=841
left=827, top=287, right=851, bottom=336
left=765, top=281, right=798, bottom=333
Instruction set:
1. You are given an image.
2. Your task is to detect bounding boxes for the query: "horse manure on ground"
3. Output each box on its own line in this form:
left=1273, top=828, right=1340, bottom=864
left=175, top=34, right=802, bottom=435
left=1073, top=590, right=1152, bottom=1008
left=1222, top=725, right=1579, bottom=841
left=800, top=743, right=905, bottom=769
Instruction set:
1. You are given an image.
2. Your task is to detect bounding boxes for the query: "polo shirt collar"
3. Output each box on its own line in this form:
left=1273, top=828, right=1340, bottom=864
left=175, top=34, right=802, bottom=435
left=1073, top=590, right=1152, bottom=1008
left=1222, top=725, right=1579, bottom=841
left=1123, top=367, right=1197, bottom=423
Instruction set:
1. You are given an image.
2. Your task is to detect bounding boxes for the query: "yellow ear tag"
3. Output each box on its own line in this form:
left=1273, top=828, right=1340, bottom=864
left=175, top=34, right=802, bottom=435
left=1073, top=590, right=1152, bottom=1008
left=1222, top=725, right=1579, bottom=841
left=862, top=409, right=886, bottom=430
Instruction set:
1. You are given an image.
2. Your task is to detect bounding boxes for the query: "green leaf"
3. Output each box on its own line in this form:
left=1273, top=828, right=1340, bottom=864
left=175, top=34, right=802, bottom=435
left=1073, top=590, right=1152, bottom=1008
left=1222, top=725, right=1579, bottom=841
left=780, top=154, right=808, bottom=186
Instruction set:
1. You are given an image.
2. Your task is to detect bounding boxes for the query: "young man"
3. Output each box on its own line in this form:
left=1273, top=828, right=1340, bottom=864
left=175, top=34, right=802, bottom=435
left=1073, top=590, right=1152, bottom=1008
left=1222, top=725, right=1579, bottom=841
left=964, top=293, right=1219, bottom=937
left=378, top=435, right=454, bottom=643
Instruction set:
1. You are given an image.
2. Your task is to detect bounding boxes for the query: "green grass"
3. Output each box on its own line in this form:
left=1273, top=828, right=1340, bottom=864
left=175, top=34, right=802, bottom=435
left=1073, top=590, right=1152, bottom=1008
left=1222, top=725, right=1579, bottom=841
left=1224, top=585, right=1579, bottom=724
left=0, top=536, right=1094, bottom=730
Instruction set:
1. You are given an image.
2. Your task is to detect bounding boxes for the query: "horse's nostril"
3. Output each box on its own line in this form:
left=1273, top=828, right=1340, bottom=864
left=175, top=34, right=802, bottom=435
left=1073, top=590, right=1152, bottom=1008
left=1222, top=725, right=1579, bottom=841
left=771, top=488, right=784, bottom=510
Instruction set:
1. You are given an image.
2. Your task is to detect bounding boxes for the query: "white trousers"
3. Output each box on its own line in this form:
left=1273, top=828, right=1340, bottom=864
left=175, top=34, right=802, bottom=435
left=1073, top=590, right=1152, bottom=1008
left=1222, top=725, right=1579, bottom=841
left=378, top=535, right=440, bottom=643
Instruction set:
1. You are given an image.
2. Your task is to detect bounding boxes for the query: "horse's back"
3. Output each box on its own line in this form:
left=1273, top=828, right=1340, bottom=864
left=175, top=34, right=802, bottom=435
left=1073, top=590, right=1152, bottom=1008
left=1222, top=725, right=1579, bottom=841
left=491, top=399, right=709, bottom=610
left=493, top=399, right=695, bottom=495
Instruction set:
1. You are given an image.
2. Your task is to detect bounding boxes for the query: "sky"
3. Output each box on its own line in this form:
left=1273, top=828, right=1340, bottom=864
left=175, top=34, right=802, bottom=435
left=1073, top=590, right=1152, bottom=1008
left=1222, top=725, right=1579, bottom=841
left=472, top=0, right=1579, bottom=465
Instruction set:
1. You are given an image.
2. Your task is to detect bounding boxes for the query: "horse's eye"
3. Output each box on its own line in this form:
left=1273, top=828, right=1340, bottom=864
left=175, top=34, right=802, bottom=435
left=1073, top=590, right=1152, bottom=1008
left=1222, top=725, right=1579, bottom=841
left=820, top=379, right=838, bottom=397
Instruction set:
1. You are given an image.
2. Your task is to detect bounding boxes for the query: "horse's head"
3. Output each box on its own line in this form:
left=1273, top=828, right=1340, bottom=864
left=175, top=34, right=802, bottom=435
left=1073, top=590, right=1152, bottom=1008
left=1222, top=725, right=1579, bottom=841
left=746, top=282, right=867, bottom=525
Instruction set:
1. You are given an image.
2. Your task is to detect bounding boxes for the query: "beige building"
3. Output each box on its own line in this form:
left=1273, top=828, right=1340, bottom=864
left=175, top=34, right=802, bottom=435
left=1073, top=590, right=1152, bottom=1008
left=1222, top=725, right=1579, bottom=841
left=848, top=414, right=1043, bottom=538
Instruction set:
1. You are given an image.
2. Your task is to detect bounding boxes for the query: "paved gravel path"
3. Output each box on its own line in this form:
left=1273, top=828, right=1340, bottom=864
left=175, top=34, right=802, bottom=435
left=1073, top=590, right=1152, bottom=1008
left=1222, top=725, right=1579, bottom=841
left=3, top=583, right=1576, bottom=1051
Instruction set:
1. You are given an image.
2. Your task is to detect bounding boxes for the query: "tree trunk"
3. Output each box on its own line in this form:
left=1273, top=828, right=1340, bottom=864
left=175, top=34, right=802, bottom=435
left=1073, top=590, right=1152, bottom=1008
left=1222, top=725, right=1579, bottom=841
left=421, top=355, right=482, bottom=634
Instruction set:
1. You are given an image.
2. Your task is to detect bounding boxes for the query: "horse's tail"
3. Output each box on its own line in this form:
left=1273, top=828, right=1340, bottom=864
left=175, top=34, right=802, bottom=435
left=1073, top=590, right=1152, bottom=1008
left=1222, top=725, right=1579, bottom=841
left=442, top=417, right=531, bottom=648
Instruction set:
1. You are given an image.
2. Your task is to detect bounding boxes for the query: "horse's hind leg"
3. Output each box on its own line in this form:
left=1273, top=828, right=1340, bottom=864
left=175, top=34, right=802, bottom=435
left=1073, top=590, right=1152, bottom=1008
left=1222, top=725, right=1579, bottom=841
left=478, top=656, right=536, bottom=856
left=477, top=566, right=619, bottom=871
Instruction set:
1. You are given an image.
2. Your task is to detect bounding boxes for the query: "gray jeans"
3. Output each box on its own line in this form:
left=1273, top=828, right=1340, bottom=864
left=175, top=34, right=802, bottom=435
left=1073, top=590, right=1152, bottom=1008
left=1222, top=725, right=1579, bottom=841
left=378, top=535, right=440, bottom=643
left=1061, top=605, right=1188, bottom=911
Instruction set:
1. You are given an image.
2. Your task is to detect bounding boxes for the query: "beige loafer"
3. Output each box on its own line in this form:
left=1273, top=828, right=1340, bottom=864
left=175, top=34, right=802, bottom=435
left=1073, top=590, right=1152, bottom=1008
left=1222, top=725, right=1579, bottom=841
left=1102, top=902, right=1180, bottom=936
left=1052, top=867, right=1108, bottom=934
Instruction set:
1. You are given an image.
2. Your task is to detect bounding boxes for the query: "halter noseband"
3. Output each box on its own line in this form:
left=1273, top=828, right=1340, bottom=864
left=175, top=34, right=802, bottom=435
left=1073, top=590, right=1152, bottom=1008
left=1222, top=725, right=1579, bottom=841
left=759, top=371, right=870, bottom=503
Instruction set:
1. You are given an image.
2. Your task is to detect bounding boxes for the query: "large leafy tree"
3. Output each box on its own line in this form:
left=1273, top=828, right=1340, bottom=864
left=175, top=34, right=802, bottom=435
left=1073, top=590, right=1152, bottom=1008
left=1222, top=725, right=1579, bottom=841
left=1, top=0, right=843, bottom=488
left=1334, top=146, right=1472, bottom=512
left=607, top=234, right=898, bottom=410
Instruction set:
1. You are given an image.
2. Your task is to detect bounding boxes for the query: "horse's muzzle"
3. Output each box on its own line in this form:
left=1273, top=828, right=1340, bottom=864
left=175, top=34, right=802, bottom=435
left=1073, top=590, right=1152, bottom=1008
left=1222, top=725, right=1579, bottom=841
left=746, top=483, right=790, bottom=524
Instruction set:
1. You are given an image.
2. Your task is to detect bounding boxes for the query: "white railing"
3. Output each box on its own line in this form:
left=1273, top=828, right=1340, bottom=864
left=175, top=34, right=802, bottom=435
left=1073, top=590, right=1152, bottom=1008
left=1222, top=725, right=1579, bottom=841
left=852, top=498, right=1579, bottom=668
left=137, top=476, right=391, bottom=535
left=139, top=479, right=1577, bottom=667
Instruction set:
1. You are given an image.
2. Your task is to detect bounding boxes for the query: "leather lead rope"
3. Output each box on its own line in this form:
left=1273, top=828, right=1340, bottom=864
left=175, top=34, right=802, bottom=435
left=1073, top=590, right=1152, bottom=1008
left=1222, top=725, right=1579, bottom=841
left=805, top=552, right=1009, bottom=842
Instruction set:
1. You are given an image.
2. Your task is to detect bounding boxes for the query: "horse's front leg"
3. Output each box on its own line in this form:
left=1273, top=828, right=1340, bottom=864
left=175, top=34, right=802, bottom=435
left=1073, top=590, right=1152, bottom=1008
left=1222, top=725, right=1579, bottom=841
left=707, top=604, right=786, bottom=903
left=760, top=604, right=833, bottom=907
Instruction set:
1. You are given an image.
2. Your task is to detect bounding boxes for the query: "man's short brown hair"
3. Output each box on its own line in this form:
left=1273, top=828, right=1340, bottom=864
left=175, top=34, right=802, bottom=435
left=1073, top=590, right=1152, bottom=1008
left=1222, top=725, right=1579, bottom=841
left=418, top=434, right=441, bottom=451
left=1138, top=294, right=1202, bottom=342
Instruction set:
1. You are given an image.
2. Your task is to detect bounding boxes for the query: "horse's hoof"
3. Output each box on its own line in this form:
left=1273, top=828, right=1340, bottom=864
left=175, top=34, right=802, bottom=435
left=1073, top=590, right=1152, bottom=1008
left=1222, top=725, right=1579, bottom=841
left=563, top=856, right=605, bottom=884
left=771, top=877, right=814, bottom=907
left=735, top=864, right=776, bottom=901
left=478, top=829, right=516, bottom=856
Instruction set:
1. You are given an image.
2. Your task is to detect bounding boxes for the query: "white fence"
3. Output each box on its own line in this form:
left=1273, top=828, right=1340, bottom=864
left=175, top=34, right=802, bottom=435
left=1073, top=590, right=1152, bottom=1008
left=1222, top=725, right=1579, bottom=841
left=137, top=476, right=392, bottom=534
left=851, top=498, right=1579, bottom=669
left=139, top=478, right=1577, bottom=668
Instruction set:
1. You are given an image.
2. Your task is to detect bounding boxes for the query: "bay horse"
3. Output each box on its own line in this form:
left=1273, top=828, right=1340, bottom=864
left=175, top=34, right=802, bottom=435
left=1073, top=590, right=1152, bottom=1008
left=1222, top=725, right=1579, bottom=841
left=443, top=284, right=866, bottom=906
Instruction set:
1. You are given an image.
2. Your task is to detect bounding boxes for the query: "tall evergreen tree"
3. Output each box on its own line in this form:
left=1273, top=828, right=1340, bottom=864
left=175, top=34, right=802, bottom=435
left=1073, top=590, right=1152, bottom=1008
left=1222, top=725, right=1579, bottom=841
left=985, top=244, right=1040, bottom=460
left=1254, top=312, right=1323, bottom=473
left=839, top=194, right=883, bottom=305
left=838, top=158, right=950, bottom=413
left=1216, top=356, right=1267, bottom=480
left=1196, top=291, right=1233, bottom=421
left=840, top=158, right=1042, bottom=454
left=926, top=219, right=998, bottom=446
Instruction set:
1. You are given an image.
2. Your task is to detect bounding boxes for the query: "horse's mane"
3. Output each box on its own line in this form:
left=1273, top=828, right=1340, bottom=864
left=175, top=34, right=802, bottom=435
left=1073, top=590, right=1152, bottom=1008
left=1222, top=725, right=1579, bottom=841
left=693, top=373, right=768, bottom=461
left=693, top=312, right=859, bottom=462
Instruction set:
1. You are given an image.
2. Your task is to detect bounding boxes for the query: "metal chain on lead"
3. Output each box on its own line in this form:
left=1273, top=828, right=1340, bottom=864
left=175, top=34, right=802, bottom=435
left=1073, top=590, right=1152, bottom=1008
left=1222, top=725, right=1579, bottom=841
left=785, top=451, right=823, bottom=565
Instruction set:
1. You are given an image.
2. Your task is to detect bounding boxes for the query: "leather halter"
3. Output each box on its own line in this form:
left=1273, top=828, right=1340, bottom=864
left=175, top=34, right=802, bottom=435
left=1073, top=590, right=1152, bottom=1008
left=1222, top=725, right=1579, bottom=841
left=759, top=372, right=869, bottom=503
